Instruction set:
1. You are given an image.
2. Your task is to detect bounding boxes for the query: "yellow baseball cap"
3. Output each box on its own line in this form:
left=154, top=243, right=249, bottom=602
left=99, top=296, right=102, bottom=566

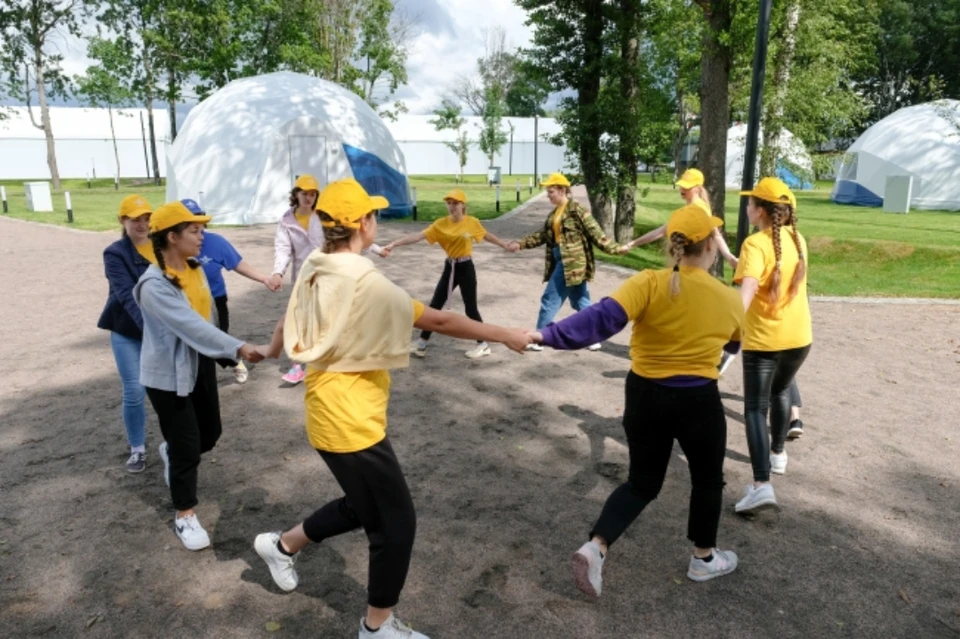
left=118, top=195, right=152, bottom=220
left=540, top=173, right=571, bottom=188
left=666, top=204, right=723, bottom=244
left=675, top=169, right=705, bottom=189
left=316, top=179, right=389, bottom=229
left=443, top=189, right=467, bottom=203
left=740, top=177, right=793, bottom=205
left=294, top=174, right=320, bottom=192
left=150, top=201, right=211, bottom=234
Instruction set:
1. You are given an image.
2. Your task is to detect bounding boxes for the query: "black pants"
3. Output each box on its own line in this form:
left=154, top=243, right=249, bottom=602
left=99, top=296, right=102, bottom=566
left=213, top=295, right=238, bottom=369
left=145, top=355, right=223, bottom=511
left=302, top=438, right=416, bottom=609
left=419, top=259, right=483, bottom=341
left=592, top=372, right=728, bottom=550
left=742, top=345, right=811, bottom=481
left=788, top=379, right=802, bottom=408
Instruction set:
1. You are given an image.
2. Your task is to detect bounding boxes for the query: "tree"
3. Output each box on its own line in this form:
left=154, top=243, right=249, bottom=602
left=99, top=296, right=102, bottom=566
left=1, top=0, right=84, bottom=189
left=503, top=54, right=550, bottom=117
left=758, top=0, right=800, bottom=176
left=614, top=0, right=642, bottom=242
left=76, top=37, right=136, bottom=181
left=430, top=99, right=471, bottom=182
left=476, top=88, right=508, bottom=168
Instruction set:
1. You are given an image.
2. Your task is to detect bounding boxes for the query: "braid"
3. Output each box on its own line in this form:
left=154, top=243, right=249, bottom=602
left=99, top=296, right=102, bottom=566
left=768, top=205, right=783, bottom=306
left=666, top=232, right=709, bottom=297
left=786, top=206, right=806, bottom=301
left=319, top=211, right=359, bottom=253
left=151, top=233, right=182, bottom=289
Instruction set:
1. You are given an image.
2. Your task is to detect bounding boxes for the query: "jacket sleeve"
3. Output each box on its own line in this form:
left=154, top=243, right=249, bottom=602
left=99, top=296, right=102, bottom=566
left=138, top=279, right=244, bottom=360
left=272, top=219, right=292, bottom=276
left=519, top=226, right=548, bottom=250
left=104, top=248, right=144, bottom=330
left=574, top=206, right=624, bottom=254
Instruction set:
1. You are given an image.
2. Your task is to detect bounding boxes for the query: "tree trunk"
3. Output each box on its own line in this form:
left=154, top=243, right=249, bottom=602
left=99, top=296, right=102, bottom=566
left=579, top=0, right=613, bottom=234
left=615, top=0, right=640, bottom=243
left=109, top=106, right=121, bottom=180
left=33, top=54, right=61, bottom=190
left=143, top=52, right=161, bottom=185
left=759, top=0, right=801, bottom=176
left=167, top=66, right=178, bottom=141
left=697, top=0, right=733, bottom=276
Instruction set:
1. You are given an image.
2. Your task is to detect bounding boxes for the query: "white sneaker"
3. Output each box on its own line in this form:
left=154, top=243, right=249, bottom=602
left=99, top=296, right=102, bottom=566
left=410, top=341, right=427, bottom=358
left=525, top=343, right=543, bottom=352
left=358, top=613, right=429, bottom=639
left=770, top=451, right=788, bottom=475
left=175, top=513, right=211, bottom=551
left=687, top=548, right=739, bottom=582
left=233, top=361, right=249, bottom=384
left=735, top=483, right=778, bottom=514
left=587, top=343, right=602, bottom=351
left=159, top=442, right=170, bottom=487
left=254, top=532, right=298, bottom=592
left=571, top=540, right=604, bottom=598
left=465, top=343, right=491, bottom=359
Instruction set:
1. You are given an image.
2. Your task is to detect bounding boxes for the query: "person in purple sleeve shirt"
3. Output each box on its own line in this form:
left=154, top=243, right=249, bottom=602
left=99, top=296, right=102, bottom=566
left=181, top=199, right=278, bottom=383
left=528, top=204, right=745, bottom=595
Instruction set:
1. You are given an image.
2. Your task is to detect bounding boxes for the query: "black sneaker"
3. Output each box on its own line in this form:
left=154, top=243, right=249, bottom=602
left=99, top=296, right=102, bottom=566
left=125, top=451, right=146, bottom=473
left=787, top=419, right=804, bottom=440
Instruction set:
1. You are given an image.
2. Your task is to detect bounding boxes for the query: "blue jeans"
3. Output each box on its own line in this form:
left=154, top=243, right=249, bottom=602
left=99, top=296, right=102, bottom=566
left=536, top=246, right=592, bottom=329
left=110, top=331, right=146, bottom=449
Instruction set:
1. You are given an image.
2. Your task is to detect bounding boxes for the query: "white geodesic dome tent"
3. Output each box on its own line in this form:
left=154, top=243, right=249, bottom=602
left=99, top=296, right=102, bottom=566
left=726, top=123, right=813, bottom=189
left=831, top=100, right=960, bottom=210
left=165, top=71, right=411, bottom=224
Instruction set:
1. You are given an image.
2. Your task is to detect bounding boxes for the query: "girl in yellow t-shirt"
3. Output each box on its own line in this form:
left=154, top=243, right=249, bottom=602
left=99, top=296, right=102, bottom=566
left=383, top=189, right=513, bottom=360
left=625, top=168, right=738, bottom=269
left=732, top=177, right=812, bottom=515
left=252, top=179, right=530, bottom=639
left=528, top=204, right=745, bottom=595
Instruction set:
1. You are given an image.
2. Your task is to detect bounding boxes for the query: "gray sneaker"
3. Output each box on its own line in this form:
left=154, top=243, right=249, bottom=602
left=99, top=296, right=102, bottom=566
left=735, top=483, right=778, bottom=514
left=125, top=451, right=146, bottom=474
left=687, top=548, right=739, bottom=582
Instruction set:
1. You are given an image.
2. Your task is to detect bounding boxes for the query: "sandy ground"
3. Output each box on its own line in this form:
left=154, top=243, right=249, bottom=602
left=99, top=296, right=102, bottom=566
left=1, top=193, right=959, bottom=639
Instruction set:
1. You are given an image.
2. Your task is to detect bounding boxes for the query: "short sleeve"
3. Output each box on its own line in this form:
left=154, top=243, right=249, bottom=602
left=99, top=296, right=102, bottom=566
left=218, top=236, right=243, bottom=270
left=469, top=217, right=487, bottom=242
left=423, top=221, right=441, bottom=244
left=411, top=299, right=426, bottom=323
left=609, top=270, right=655, bottom=321
left=734, top=238, right=766, bottom=284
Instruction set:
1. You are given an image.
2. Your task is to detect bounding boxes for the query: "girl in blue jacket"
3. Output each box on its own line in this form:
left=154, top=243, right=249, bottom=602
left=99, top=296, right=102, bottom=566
left=97, top=195, right=157, bottom=474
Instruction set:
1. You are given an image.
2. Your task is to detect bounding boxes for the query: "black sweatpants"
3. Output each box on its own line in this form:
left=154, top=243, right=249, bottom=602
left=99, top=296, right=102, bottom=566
left=419, top=259, right=483, bottom=341
left=742, top=345, right=811, bottom=481
left=145, top=355, right=223, bottom=511
left=302, top=437, right=416, bottom=609
left=591, top=372, right=728, bottom=550
left=213, top=295, right=239, bottom=369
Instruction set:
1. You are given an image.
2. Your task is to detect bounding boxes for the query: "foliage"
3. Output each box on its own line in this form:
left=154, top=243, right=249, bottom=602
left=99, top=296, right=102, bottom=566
left=430, top=99, right=471, bottom=181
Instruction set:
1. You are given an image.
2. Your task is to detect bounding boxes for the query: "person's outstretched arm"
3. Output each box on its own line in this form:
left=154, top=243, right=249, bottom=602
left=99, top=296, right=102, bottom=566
left=574, top=207, right=627, bottom=254
left=483, top=231, right=512, bottom=250
left=384, top=231, right=427, bottom=252
left=414, top=307, right=531, bottom=353
left=627, top=224, right=666, bottom=249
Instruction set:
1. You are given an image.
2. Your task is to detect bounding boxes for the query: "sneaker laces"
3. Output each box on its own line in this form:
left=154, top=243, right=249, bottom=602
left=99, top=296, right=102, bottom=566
left=127, top=451, right=143, bottom=464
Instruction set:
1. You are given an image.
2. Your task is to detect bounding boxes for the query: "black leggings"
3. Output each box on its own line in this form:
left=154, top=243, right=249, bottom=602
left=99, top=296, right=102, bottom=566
left=591, top=372, right=728, bottom=550
left=145, top=355, right=222, bottom=511
left=213, top=295, right=239, bottom=369
left=302, top=438, right=416, bottom=609
left=742, top=345, right=811, bottom=482
left=419, top=259, right=483, bottom=341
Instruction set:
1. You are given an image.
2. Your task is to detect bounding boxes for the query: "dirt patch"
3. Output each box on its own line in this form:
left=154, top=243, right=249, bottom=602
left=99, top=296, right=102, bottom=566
left=1, top=201, right=958, bottom=638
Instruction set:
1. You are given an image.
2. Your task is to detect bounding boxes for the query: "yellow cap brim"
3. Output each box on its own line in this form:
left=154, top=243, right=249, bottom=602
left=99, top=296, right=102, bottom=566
left=369, top=196, right=389, bottom=210
left=193, top=215, right=212, bottom=224
left=540, top=181, right=568, bottom=188
left=675, top=180, right=696, bottom=189
left=120, top=207, right=152, bottom=220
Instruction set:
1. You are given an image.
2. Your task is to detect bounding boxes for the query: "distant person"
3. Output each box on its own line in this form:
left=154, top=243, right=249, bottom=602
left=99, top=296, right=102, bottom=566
left=506, top=173, right=630, bottom=352
left=732, top=178, right=812, bottom=514
left=384, top=189, right=514, bottom=359
left=181, top=198, right=279, bottom=384
left=97, top=195, right=156, bottom=473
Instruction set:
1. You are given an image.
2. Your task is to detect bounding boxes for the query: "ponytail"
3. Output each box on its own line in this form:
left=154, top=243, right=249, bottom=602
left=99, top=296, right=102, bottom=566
left=667, top=232, right=709, bottom=297
left=753, top=197, right=803, bottom=305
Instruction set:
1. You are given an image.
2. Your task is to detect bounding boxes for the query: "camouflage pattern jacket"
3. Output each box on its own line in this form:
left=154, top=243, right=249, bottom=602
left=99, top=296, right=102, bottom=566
left=519, top=200, right=624, bottom=287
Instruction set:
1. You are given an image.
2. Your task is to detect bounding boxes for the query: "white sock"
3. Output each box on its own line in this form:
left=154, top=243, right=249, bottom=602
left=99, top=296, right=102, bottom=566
left=417, top=338, right=428, bottom=348
left=478, top=342, right=488, bottom=349
left=131, top=445, right=146, bottom=454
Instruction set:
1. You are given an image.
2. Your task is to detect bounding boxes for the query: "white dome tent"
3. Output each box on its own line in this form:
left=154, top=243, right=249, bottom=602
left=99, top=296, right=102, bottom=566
left=725, top=123, right=813, bottom=190
left=165, top=71, right=411, bottom=224
left=831, top=100, right=960, bottom=211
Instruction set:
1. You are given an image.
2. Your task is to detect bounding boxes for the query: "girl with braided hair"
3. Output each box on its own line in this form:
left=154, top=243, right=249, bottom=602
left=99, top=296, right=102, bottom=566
left=132, top=202, right=266, bottom=551
left=732, top=177, right=812, bottom=514
left=528, top=204, right=745, bottom=595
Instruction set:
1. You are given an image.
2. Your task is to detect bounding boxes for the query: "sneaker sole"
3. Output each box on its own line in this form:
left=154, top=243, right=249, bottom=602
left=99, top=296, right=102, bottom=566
left=126, top=465, right=146, bottom=474
left=571, top=552, right=599, bottom=598
left=254, top=535, right=298, bottom=592
left=178, top=535, right=211, bottom=551
left=465, top=351, right=491, bottom=359
left=770, top=466, right=787, bottom=475
left=735, top=498, right=779, bottom=514
left=787, top=429, right=803, bottom=440
left=687, top=564, right=738, bottom=582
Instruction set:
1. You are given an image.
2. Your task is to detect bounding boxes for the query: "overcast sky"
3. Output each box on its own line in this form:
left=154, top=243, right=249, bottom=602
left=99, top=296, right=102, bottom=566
left=7, top=0, right=538, bottom=117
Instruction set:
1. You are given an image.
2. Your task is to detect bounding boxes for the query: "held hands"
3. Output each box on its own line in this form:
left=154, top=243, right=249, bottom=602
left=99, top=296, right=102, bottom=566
left=505, top=241, right=521, bottom=253
left=502, top=327, right=534, bottom=353
left=238, top=344, right=265, bottom=364
left=265, top=273, right=283, bottom=292
left=254, top=343, right=282, bottom=360
left=378, top=247, right=392, bottom=258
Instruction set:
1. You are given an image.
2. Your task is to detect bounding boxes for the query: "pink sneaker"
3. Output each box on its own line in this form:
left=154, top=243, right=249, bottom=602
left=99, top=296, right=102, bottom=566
left=281, top=364, right=305, bottom=385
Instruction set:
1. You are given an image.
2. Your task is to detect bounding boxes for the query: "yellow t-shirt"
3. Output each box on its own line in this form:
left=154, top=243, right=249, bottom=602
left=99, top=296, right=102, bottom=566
left=166, top=263, right=213, bottom=322
left=304, top=299, right=426, bottom=453
left=733, top=227, right=812, bottom=351
left=610, top=267, right=744, bottom=380
left=551, top=206, right=565, bottom=240
left=295, top=210, right=312, bottom=231
left=423, top=215, right=486, bottom=259
left=134, top=241, right=157, bottom=265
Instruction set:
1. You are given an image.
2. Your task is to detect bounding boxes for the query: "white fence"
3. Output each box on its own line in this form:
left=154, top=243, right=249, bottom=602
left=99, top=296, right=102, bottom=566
left=0, top=137, right=168, bottom=180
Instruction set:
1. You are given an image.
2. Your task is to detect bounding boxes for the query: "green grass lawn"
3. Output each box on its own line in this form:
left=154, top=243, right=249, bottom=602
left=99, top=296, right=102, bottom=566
left=405, top=174, right=539, bottom=221
left=600, top=183, right=960, bottom=298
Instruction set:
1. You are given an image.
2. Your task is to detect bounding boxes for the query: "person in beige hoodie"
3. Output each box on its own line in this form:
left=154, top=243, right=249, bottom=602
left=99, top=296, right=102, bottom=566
left=252, top=179, right=531, bottom=639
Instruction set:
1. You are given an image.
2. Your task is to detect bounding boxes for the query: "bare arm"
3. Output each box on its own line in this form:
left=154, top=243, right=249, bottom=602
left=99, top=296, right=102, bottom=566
left=713, top=228, right=739, bottom=268
left=234, top=259, right=275, bottom=288
left=628, top=224, right=666, bottom=249
left=256, top=316, right=286, bottom=359
left=385, top=231, right=426, bottom=251
left=414, top=307, right=531, bottom=353
left=739, top=276, right=760, bottom=311
left=483, top=231, right=511, bottom=250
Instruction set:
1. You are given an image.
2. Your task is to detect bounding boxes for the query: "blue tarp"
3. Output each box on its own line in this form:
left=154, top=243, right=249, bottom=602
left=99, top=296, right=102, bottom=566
left=776, top=162, right=813, bottom=190
left=342, top=143, right=412, bottom=218
left=830, top=179, right=883, bottom=207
